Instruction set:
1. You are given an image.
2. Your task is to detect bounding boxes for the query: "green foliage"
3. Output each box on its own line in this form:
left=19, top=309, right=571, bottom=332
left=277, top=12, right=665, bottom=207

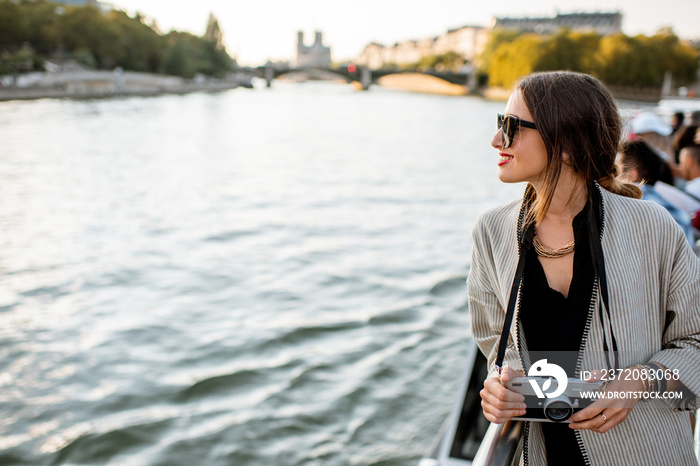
left=483, top=27, right=699, bottom=89
left=418, top=51, right=465, bottom=71
left=0, top=1, right=25, bottom=48
left=204, top=12, right=223, bottom=50
left=639, top=29, right=699, bottom=85
left=164, top=32, right=208, bottom=78
left=487, top=34, right=545, bottom=88
left=594, top=34, right=651, bottom=86
left=0, top=0, right=57, bottom=55
left=0, top=43, right=35, bottom=74
left=537, top=29, right=600, bottom=73
left=62, top=6, right=121, bottom=68
left=0, top=0, right=234, bottom=77
left=73, top=47, right=96, bottom=68
left=568, top=31, right=602, bottom=72
left=108, top=10, right=163, bottom=72
left=162, top=30, right=233, bottom=78
left=479, top=29, right=521, bottom=70
left=164, top=37, right=192, bottom=77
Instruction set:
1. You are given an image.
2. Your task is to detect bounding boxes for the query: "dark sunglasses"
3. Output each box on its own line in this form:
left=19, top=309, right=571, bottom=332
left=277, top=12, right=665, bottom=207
left=497, top=113, right=537, bottom=148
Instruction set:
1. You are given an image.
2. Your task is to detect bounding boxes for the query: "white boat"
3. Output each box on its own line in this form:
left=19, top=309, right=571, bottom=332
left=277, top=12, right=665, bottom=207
left=656, top=97, right=700, bottom=120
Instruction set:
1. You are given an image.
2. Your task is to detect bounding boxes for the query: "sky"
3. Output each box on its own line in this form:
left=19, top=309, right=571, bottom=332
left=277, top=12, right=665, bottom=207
left=113, top=0, right=700, bottom=66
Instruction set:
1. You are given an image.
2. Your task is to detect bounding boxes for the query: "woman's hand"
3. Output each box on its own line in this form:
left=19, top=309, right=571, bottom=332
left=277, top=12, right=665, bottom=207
left=480, top=366, right=527, bottom=424
left=569, top=369, right=645, bottom=433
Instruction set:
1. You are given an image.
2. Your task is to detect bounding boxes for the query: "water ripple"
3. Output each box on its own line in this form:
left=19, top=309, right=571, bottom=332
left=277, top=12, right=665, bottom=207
left=0, top=84, right=545, bottom=465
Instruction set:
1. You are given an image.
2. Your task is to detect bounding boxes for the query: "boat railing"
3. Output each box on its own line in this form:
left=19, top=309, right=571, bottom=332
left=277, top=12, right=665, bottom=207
left=470, top=421, right=523, bottom=466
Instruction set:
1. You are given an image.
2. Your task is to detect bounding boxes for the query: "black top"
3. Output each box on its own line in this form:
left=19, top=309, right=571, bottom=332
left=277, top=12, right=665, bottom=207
left=519, top=202, right=594, bottom=466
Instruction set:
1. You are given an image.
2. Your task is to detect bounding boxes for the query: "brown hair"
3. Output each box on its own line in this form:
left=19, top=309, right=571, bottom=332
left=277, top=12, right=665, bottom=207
left=618, top=139, right=665, bottom=185
left=516, top=71, right=641, bottom=225
left=674, top=126, right=699, bottom=156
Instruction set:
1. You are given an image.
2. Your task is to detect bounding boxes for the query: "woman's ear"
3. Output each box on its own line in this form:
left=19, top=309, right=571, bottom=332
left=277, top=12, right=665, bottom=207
left=561, top=151, right=572, bottom=164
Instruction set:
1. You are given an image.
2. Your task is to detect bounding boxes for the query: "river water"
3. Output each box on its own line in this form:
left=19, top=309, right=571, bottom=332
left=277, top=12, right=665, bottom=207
left=0, top=82, right=639, bottom=465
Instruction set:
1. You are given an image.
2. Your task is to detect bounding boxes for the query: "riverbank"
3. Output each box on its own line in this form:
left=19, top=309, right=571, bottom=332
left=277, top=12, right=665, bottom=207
left=0, top=70, right=251, bottom=102
left=376, top=73, right=469, bottom=96
left=373, top=73, right=694, bottom=104
left=0, top=82, right=246, bottom=101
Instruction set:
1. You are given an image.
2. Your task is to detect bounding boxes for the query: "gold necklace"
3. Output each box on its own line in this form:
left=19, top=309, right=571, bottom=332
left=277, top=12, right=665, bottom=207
left=533, top=234, right=575, bottom=258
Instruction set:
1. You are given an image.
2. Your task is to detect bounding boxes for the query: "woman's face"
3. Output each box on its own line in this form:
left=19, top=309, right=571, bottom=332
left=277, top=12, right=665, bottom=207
left=491, top=89, right=548, bottom=187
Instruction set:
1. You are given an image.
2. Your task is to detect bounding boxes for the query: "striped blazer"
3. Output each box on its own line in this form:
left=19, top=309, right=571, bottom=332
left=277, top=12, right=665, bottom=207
left=467, top=185, right=700, bottom=466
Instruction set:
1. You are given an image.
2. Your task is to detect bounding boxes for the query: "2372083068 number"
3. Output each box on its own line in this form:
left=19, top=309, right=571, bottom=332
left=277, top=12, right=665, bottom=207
left=581, top=367, right=680, bottom=382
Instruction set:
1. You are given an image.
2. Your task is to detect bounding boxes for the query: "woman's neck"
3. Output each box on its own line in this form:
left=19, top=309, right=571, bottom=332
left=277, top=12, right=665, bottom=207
left=536, top=171, right=588, bottom=225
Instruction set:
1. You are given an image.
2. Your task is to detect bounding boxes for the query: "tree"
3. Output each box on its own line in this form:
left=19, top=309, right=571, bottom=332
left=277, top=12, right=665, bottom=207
left=417, top=51, right=465, bottom=71
left=479, top=29, right=521, bottom=71
left=487, top=34, right=545, bottom=88
left=0, top=1, right=236, bottom=78
left=569, top=31, right=602, bottom=72
left=595, top=34, right=655, bottom=86
left=536, top=29, right=601, bottom=73
left=73, top=47, right=97, bottom=68
left=483, top=26, right=699, bottom=89
left=108, top=10, right=164, bottom=72
left=164, top=37, right=193, bottom=77
left=640, top=28, right=699, bottom=86
left=201, top=13, right=233, bottom=77
left=61, top=5, right=121, bottom=68
left=204, top=12, right=223, bottom=50
left=0, top=1, right=25, bottom=49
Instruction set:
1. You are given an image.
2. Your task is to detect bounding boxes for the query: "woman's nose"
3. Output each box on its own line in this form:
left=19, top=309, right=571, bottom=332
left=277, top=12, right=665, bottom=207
left=491, top=129, right=503, bottom=149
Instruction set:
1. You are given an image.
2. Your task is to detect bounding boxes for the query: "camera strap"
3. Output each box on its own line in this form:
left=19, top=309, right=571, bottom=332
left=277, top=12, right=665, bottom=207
left=494, top=220, right=534, bottom=373
left=587, top=187, right=619, bottom=371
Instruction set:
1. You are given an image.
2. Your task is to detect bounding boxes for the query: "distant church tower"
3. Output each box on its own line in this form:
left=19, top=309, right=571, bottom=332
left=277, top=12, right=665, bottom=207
left=296, top=31, right=332, bottom=67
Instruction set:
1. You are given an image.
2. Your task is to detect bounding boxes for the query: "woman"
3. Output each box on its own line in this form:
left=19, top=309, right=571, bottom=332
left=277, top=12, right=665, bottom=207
left=467, top=71, right=700, bottom=465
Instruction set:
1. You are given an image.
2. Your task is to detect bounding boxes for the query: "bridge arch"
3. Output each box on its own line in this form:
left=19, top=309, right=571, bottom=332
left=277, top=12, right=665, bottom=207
left=255, top=65, right=472, bottom=92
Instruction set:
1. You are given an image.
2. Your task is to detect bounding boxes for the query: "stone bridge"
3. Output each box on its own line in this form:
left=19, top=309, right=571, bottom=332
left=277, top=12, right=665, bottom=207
left=246, top=65, right=476, bottom=90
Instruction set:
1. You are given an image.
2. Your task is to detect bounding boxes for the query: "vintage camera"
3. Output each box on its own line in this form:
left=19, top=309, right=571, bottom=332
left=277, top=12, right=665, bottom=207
left=507, top=376, right=605, bottom=423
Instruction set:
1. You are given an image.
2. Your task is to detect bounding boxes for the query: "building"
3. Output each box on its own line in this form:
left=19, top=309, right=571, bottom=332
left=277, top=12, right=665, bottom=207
left=296, top=31, right=331, bottom=68
left=356, top=26, right=488, bottom=70
left=434, top=25, right=488, bottom=60
left=355, top=11, right=622, bottom=71
left=492, top=12, right=622, bottom=36
left=356, top=42, right=386, bottom=70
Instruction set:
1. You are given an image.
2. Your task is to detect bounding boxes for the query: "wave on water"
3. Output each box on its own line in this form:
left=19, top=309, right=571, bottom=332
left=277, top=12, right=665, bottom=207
left=0, top=86, right=508, bottom=465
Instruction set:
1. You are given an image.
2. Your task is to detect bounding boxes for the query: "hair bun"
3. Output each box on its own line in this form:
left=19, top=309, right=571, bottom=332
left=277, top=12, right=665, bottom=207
left=598, top=174, right=642, bottom=199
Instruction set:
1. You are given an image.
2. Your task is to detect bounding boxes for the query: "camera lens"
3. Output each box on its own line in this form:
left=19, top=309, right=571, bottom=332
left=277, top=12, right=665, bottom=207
left=544, top=399, right=573, bottom=422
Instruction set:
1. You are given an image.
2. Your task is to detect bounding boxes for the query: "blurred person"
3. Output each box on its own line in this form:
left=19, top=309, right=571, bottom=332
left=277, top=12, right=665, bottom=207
left=617, top=139, right=694, bottom=244
left=690, top=110, right=700, bottom=126
left=470, top=71, right=700, bottom=465
left=630, top=111, right=675, bottom=164
left=679, top=144, right=700, bottom=200
left=673, top=125, right=698, bottom=162
left=672, top=111, right=685, bottom=135
left=654, top=178, right=700, bottom=220
left=676, top=144, right=700, bottom=254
